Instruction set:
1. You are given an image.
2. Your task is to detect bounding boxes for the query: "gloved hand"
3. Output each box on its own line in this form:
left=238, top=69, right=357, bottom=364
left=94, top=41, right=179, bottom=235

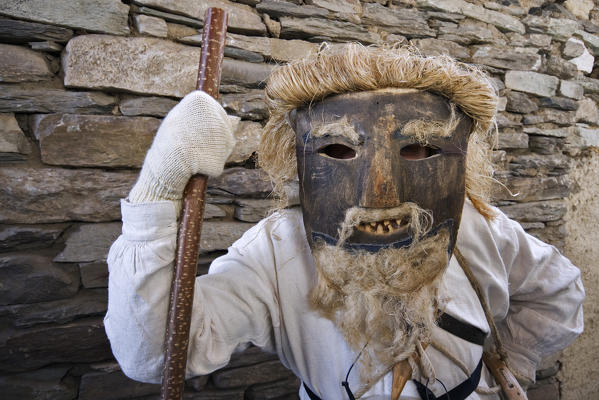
left=128, top=90, right=237, bottom=209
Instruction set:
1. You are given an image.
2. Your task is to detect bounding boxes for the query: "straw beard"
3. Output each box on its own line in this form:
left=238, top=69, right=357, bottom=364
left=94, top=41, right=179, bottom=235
left=309, top=203, right=450, bottom=387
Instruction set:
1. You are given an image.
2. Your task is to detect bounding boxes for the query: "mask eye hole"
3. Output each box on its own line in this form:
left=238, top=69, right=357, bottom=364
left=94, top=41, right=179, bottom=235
left=318, top=144, right=357, bottom=160
left=400, top=144, right=440, bottom=160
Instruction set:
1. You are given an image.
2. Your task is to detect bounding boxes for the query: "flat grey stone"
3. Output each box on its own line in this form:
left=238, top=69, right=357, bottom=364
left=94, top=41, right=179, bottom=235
left=212, top=359, right=296, bottom=388
left=425, top=11, right=466, bottom=23
left=221, top=90, right=268, bottom=120
left=523, top=127, right=570, bottom=138
left=508, top=153, right=570, bottom=177
left=529, top=135, right=565, bottom=155
left=415, top=0, right=525, bottom=34
left=0, top=0, right=129, bottom=35
left=310, top=0, right=361, bottom=14
left=29, top=41, right=64, bottom=52
left=0, top=166, right=136, bottom=223
left=119, top=96, right=178, bottom=117
left=0, top=289, right=107, bottom=328
left=0, top=84, right=116, bottom=114
left=234, top=198, right=278, bottom=222
left=576, top=76, right=599, bottom=94
left=522, top=109, right=576, bottom=126
left=495, top=175, right=570, bottom=203
left=55, top=223, right=122, bottom=263
left=0, top=317, right=111, bottom=371
left=0, top=17, right=73, bottom=43
left=496, top=131, right=528, bottom=149
left=256, top=0, right=329, bottom=18
left=136, top=0, right=266, bottom=35
left=221, top=58, right=274, bottom=88
left=544, top=56, right=578, bottom=80
left=218, top=33, right=318, bottom=63
left=134, top=14, right=168, bottom=38
left=505, top=71, right=559, bottom=97
left=80, top=262, right=108, bottom=289
left=563, top=37, right=586, bottom=58
left=63, top=35, right=201, bottom=98
left=539, top=97, right=579, bottom=111
left=0, top=254, right=79, bottom=306
left=0, top=113, right=31, bottom=160
left=279, top=17, right=381, bottom=44
left=208, top=167, right=273, bottom=198
left=496, top=113, right=522, bottom=129
left=0, top=366, right=76, bottom=400
left=523, top=16, right=579, bottom=41
left=133, top=5, right=202, bottom=28
left=575, top=29, right=599, bottom=55
left=507, top=32, right=552, bottom=49
left=437, top=18, right=507, bottom=45
left=411, top=38, right=470, bottom=59
left=559, top=80, right=584, bottom=100
left=0, top=224, right=67, bottom=252
left=229, top=120, right=262, bottom=164
left=574, top=124, right=599, bottom=148
left=0, top=44, right=52, bottom=83
left=506, top=91, right=538, bottom=114
left=471, top=46, right=541, bottom=71
left=576, top=98, right=599, bottom=124
left=32, top=113, right=160, bottom=168
left=362, top=3, right=435, bottom=37
left=200, top=221, right=254, bottom=253
left=79, top=369, right=159, bottom=400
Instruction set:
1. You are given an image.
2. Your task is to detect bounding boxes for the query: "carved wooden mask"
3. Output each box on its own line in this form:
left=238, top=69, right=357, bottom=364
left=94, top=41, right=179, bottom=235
left=288, top=88, right=473, bottom=253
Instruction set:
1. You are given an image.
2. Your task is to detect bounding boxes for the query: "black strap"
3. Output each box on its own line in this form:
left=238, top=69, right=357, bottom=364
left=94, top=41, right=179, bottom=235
left=303, top=383, right=321, bottom=400
left=413, top=357, right=483, bottom=400
left=437, top=312, right=486, bottom=346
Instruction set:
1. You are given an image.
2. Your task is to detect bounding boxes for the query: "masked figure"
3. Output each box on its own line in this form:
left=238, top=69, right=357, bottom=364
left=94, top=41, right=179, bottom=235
left=106, top=44, right=584, bottom=400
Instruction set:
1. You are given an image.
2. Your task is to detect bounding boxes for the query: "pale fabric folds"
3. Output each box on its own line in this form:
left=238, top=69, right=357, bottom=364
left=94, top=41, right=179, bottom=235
left=105, top=199, right=584, bottom=400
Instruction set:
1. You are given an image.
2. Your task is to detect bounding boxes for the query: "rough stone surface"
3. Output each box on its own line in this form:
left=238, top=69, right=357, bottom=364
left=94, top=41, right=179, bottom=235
left=0, top=289, right=107, bottom=328
left=221, top=58, right=274, bottom=88
left=505, top=71, right=560, bottom=97
left=0, top=113, right=31, bottom=160
left=576, top=98, right=599, bottom=124
left=133, top=5, right=202, bottom=28
left=0, top=84, right=116, bottom=114
left=0, top=254, right=79, bottom=306
left=497, top=131, right=529, bottom=149
left=229, top=121, right=262, bottom=164
left=0, top=317, right=111, bottom=371
left=220, top=33, right=318, bottom=62
left=221, top=90, right=267, bottom=120
left=0, top=44, right=52, bottom=83
left=560, top=80, right=585, bottom=100
left=256, top=0, right=329, bottom=18
left=362, top=3, right=435, bottom=37
left=119, top=96, right=178, bottom=117
left=0, top=366, right=77, bottom=400
left=565, top=0, right=594, bottom=20
left=29, top=41, right=63, bottom=53
left=55, top=223, right=122, bottom=263
left=563, top=37, right=586, bottom=58
left=523, top=109, right=577, bottom=126
left=437, top=19, right=507, bottom=45
left=506, top=91, right=539, bottom=114
left=568, top=45, right=594, bottom=73
left=234, top=198, right=278, bottom=222
left=495, top=175, right=570, bottom=203
left=0, top=18, right=74, bottom=43
left=539, top=96, right=579, bottom=111
left=523, top=127, right=570, bottom=138
left=208, top=168, right=273, bottom=198
left=134, top=14, right=168, bottom=38
left=471, top=46, right=541, bottom=70
left=410, top=38, right=469, bottom=59
left=280, top=17, right=381, bottom=44
left=0, top=0, right=129, bottom=35
left=575, top=29, right=599, bottom=55
left=527, top=379, right=559, bottom=400
left=80, top=262, right=108, bottom=289
left=32, top=113, right=160, bottom=168
left=500, top=200, right=567, bottom=222
left=212, top=360, right=296, bottom=388
left=200, top=221, right=254, bottom=253
left=136, top=0, right=266, bottom=35
left=416, top=0, right=525, bottom=33
left=544, top=56, right=578, bottom=80
left=0, top=167, right=136, bottom=223
left=63, top=35, right=201, bottom=97
left=78, top=369, right=159, bottom=400
left=0, top=224, right=67, bottom=252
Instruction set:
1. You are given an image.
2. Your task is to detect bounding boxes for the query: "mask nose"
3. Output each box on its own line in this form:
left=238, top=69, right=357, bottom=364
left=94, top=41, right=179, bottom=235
left=359, top=149, right=400, bottom=208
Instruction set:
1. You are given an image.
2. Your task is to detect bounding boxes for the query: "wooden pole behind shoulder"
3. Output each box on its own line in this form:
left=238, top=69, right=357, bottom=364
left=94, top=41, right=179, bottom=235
left=160, top=8, right=227, bottom=400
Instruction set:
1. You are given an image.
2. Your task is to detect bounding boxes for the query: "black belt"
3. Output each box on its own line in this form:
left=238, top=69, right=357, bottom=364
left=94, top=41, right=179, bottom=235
left=302, top=313, right=486, bottom=400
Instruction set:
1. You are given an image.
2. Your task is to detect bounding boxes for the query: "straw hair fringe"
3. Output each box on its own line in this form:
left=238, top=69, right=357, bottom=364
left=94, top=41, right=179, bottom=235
left=259, top=43, right=498, bottom=219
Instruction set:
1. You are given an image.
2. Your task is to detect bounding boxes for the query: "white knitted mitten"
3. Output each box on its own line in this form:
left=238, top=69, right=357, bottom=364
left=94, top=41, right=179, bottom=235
left=129, top=90, right=236, bottom=206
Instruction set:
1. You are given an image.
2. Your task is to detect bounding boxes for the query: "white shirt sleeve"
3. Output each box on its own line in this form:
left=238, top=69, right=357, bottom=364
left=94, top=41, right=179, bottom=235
left=104, top=200, right=281, bottom=383
left=457, top=203, right=585, bottom=382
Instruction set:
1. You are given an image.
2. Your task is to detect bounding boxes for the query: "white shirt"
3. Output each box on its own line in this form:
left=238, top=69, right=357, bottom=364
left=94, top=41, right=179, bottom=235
left=105, top=199, right=584, bottom=400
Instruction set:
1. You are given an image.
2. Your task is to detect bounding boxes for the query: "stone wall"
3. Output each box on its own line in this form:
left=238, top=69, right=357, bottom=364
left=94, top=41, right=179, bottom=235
left=1, top=0, right=598, bottom=399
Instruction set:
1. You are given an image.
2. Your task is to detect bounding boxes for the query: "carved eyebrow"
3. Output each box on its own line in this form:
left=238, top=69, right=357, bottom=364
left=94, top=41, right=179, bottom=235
left=401, top=104, right=461, bottom=143
left=310, top=116, right=361, bottom=145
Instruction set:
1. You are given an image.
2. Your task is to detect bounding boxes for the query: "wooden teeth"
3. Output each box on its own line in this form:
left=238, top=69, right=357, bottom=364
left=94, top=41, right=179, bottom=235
left=356, top=219, right=406, bottom=234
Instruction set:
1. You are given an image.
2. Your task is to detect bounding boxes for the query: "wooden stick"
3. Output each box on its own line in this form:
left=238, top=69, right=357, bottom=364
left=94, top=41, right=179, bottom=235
left=483, top=352, right=528, bottom=400
left=160, top=8, right=227, bottom=400
left=391, top=342, right=428, bottom=400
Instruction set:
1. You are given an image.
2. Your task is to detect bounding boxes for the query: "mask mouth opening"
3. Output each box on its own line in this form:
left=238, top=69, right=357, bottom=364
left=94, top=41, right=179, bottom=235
left=354, top=217, right=410, bottom=235
left=399, top=143, right=440, bottom=160
left=318, top=143, right=357, bottom=160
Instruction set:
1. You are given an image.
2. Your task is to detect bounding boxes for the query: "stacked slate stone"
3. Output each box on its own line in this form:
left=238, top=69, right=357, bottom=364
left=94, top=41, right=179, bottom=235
left=0, top=1, right=598, bottom=399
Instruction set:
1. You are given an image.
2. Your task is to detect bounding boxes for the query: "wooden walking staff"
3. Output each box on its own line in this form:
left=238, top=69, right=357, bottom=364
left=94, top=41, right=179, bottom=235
left=160, top=8, right=228, bottom=400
